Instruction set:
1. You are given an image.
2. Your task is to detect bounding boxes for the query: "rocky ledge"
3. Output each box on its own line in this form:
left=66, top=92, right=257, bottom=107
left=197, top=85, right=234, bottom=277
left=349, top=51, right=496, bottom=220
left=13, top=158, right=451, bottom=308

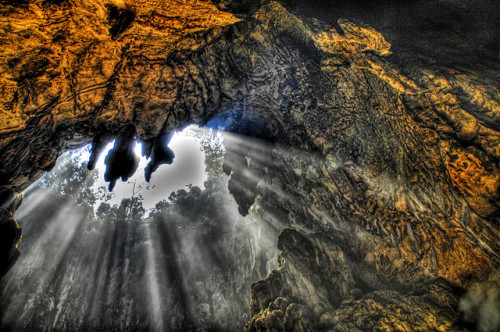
left=0, top=0, right=499, bottom=330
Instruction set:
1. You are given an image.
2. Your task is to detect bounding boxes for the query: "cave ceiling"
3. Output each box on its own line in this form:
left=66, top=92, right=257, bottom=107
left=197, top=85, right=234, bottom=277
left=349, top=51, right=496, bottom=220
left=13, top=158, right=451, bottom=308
left=0, top=0, right=499, bottom=330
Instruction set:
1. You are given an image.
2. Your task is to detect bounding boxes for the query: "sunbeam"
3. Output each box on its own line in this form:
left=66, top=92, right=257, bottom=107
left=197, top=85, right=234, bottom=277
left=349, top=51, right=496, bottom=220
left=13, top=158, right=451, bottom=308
left=1, top=125, right=282, bottom=331
left=1, top=1, right=498, bottom=331
left=144, top=223, right=164, bottom=331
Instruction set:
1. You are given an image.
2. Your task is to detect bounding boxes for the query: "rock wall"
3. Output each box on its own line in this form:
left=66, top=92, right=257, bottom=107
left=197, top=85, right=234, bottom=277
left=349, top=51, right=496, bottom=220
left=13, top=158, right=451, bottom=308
left=0, top=0, right=499, bottom=330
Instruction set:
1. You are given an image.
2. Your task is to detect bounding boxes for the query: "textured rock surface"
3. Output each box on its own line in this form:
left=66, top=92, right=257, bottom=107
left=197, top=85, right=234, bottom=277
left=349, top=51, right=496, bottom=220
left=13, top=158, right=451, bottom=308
left=0, top=0, right=499, bottom=330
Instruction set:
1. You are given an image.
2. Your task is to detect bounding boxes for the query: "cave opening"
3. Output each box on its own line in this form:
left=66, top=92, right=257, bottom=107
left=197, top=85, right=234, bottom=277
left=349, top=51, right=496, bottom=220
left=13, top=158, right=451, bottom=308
left=0, top=122, right=283, bottom=331
left=1, top=0, right=499, bottom=331
left=2, top=113, right=499, bottom=331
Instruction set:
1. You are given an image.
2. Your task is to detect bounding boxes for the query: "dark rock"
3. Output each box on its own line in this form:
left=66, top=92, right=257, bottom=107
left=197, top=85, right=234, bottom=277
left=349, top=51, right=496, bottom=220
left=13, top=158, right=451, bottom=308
left=212, top=0, right=269, bottom=17
left=0, top=0, right=499, bottom=330
left=103, top=132, right=139, bottom=191
left=88, top=131, right=113, bottom=171
left=106, top=4, right=135, bottom=39
left=0, top=192, right=22, bottom=278
left=144, top=132, right=175, bottom=183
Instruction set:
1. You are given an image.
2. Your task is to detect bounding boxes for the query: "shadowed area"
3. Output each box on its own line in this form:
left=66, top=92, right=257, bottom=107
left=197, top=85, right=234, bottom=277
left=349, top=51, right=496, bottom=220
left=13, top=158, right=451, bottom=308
left=0, top=128, right=281, bottom=331
left=0, top=0, right=499, bottom=331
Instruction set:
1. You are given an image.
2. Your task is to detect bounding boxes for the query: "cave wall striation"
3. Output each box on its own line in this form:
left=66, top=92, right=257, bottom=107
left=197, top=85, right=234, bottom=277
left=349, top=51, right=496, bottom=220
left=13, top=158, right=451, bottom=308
left=0, top=0, right=499, bottom=330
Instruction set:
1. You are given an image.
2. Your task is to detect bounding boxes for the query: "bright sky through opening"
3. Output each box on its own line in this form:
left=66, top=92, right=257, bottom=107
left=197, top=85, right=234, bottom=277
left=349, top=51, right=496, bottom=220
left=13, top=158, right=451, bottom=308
left=78, top=125, right=210, bottom=211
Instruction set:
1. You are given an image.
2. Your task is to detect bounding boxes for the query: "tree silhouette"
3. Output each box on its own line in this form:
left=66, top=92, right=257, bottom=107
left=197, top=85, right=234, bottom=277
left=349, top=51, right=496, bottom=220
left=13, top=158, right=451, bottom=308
left=33, top=150, right=103, bottom=221
left=188, top=129, right=225, bottom=178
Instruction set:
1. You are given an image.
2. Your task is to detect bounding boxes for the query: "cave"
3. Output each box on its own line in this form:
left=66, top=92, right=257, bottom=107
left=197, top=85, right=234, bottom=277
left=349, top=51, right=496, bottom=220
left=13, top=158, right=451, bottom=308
left=0, top=0, right=499, bottom=331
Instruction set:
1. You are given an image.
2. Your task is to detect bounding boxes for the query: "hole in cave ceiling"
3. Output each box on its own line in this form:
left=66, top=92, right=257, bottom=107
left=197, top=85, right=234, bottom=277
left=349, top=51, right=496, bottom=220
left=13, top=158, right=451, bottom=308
left=1, top=1, right=499, bottom=331
left=1, top=122, right=282, bottom=331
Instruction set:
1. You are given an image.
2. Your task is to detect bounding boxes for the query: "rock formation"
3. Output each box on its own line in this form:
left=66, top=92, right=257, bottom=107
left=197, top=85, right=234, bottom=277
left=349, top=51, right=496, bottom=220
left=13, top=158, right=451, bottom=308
left=0, top=0, right=499, bottom=330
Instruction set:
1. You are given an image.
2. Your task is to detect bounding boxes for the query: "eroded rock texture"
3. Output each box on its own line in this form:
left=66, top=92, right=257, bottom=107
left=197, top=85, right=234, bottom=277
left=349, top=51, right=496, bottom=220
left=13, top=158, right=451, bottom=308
left=0, top=0, right=499, bottom=330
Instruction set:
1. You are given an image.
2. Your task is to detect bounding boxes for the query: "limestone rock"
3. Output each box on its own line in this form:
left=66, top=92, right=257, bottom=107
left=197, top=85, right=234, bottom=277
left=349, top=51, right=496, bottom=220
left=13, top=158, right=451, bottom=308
left=0, top=0, right=499, bottom=330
